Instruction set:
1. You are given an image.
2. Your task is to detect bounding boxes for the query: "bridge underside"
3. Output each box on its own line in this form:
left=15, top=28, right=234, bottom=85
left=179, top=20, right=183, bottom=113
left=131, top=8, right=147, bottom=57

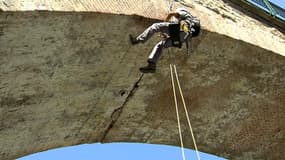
left=0, top=11, right=284, bottom=160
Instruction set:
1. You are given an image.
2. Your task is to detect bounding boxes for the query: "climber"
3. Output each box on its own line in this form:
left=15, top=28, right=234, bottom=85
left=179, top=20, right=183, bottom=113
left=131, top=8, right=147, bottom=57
left=129, top=7, right=200, bottom=73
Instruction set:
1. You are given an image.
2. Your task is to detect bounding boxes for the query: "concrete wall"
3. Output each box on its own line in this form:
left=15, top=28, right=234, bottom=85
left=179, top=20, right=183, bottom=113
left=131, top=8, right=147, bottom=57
left=1, top=0, right=285, bottom=55
left=0, top=11, right=284, bottom=160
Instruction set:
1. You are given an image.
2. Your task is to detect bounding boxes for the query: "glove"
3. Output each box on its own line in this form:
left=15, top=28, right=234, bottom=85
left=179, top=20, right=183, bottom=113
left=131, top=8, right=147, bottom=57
left=180, top=20, right=189, bottom=33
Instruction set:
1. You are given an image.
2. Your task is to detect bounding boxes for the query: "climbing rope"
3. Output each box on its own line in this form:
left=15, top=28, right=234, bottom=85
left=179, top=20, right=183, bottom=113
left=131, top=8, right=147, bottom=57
left=170, top=64, right=186, bottom=160
left=170, top=64, right=201, bottom=160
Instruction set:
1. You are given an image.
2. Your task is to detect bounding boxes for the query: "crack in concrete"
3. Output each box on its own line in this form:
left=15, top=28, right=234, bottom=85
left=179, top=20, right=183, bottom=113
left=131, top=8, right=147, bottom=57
left=100, top=73, right=144, bottom=142
left=76, top=45, right=134, bottom=140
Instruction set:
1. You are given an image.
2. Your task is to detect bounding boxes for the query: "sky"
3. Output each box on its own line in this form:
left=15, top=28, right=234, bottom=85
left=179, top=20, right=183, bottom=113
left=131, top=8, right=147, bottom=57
left=18, top=143, right=226, bottom=160
left=269, top=0, right=285, bottom=8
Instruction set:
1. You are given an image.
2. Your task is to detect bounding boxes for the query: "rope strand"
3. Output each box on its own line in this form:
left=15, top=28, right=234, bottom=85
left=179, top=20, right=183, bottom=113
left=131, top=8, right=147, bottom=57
left=170, top=64, right=186, bottom=160
left=170, top=64, right=201, bottom=160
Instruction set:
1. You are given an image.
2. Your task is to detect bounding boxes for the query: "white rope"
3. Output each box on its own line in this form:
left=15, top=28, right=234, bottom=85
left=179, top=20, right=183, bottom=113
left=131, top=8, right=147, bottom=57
left=170, top=64, right=186, bottom=160
left=170, top=64, right=201, bottom=160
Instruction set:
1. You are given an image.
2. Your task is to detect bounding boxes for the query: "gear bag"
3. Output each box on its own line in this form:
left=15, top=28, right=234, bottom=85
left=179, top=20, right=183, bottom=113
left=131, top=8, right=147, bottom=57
left=169, top=23, right=182, bottom=48
left=168, top=20, right=189, bottom=48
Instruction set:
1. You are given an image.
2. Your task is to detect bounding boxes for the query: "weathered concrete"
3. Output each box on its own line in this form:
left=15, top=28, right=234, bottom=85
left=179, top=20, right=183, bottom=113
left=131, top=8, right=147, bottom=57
left=1, top=0, right=285, bottom=55
left=0, top=0, right=285, bottom=160
left=0, top=11, right=158, bottom=159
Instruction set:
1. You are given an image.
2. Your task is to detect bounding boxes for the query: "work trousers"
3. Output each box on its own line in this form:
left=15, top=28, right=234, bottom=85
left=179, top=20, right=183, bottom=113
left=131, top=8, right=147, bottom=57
left=136, top=22, right=186, bottom=64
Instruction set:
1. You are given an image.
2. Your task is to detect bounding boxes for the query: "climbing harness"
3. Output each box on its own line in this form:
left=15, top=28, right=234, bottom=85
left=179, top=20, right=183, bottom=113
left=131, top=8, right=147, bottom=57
left=170, top=64, right=201, bottom=160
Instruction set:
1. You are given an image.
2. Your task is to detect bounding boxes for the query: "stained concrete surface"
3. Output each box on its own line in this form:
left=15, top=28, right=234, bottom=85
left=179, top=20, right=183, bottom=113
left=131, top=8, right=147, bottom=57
left=0, top=10, right=285, bottom=160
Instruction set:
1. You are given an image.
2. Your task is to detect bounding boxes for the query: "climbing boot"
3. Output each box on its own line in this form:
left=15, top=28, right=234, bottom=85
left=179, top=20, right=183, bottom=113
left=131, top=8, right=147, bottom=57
left=129, top=34, right=140, bottom=45
left=139, top=62, right=156, bottom=73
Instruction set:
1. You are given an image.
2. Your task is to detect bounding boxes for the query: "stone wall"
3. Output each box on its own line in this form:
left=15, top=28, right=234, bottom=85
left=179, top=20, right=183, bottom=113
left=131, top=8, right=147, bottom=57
left=1, top=0, right=285, bottom=55
left=0, top=0, right=285, bottom=160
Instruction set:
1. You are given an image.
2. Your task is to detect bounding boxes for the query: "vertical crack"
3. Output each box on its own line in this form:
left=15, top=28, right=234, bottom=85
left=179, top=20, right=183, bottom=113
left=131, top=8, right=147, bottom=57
left=100, top=73, right=144, bottom=142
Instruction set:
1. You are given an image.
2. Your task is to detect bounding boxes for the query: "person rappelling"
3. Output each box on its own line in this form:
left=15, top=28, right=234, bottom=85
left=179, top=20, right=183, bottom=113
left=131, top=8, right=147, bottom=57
left=129, top=7, right=201, bottom=73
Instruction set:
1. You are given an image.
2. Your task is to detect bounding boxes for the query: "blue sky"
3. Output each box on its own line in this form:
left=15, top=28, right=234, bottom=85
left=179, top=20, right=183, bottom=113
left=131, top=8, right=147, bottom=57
left=18, top=143, right=226, bottom=160
left=269, top=0, right=285, bottom=8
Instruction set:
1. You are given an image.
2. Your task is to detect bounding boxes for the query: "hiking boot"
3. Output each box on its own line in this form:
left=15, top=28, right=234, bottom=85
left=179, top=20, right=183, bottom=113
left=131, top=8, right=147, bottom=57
left=129, top=34, right=140, bottom=45
left=139, top=62, right=156, bottom=73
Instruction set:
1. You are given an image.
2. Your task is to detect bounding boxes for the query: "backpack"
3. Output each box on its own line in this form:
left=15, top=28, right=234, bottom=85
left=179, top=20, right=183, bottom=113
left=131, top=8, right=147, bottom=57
left=189, top=16, right=200, bottom=37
